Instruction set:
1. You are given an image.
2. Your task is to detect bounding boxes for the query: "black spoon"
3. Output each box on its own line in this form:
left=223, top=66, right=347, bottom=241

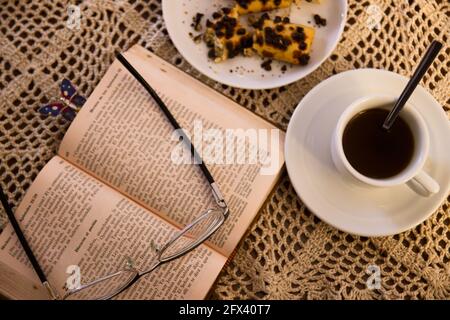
left=383, top=40, right=443, bottom=130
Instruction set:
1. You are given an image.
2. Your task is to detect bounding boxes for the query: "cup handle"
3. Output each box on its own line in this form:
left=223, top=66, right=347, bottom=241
left=408, top=170, right=440, bottom=196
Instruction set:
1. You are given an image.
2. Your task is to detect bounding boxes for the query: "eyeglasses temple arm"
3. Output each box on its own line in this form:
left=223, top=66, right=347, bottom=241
left=0, top=186, right=59, bottom=300
left=211, top=182, right=228, bottom=213
left=116, top=53, right=229, bottom=215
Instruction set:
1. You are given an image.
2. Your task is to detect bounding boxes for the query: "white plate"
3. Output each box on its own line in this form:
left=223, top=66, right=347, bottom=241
left=162, top=0, right=347, bottom=89
left=285, top=69, right=450, bottom=236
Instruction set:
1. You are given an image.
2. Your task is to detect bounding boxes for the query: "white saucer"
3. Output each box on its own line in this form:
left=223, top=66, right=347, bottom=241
left=162, top=0, right=347, bottom=89
left=285, top=69, right=450, bottom=236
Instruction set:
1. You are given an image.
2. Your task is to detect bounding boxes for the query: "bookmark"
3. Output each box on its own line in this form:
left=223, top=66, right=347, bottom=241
left=38, top=79, right=86, bottom=121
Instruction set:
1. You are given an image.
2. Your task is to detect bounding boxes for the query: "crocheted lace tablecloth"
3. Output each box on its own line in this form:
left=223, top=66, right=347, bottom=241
left=0, top=0, right=449, bottom=299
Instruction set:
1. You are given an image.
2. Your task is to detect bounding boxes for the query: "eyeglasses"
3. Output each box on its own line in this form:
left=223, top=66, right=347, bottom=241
left=64, top=207, right=227, bottom=300
left=0, top=53, right=229, bottom=300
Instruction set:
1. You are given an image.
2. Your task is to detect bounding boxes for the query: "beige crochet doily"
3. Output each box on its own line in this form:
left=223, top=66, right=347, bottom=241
left=0, top=0, right=449, bottom=299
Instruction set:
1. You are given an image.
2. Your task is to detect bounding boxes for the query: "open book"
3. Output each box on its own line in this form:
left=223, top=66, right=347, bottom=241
left=0, top=45, right=284, bottom=300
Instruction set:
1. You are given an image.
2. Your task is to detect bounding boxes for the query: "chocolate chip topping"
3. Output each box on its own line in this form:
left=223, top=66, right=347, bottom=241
left=252, top=13, right=270, bottom=29
left=313, top=14, right=327, bottom=27
left=205, top=8, right=253, bottom=60
left=237, top=27, right=246, bottom=35
left=261, top=59, right=273, bottom=71
left=263, top=26, right=291, bottom=51
left=191, top=13, right=204, bottom=32
left=293, top=51, right=310, bottom=65
left=237, top=0, right=283, bottom=10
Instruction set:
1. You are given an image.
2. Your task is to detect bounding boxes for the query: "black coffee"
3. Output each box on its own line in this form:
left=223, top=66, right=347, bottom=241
left=342, top=108, right=415, bottom=179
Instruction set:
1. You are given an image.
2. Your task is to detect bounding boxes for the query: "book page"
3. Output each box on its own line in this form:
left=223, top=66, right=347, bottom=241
left=59, top=45, right=285, bottom=257
left=0, top=157, right=225, bottom=300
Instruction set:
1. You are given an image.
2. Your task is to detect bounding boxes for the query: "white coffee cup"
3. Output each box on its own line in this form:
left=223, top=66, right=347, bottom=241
left=331, top=95, right=440, bottom=196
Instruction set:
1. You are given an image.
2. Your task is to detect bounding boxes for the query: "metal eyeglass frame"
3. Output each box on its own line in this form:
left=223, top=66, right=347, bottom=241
left=63, top=204, right=228, bottom=300
left=0, top=53, right=229, bottom=300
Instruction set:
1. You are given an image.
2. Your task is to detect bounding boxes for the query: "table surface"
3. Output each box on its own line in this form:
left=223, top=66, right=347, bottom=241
left=0, top=0, right=449, bottom=299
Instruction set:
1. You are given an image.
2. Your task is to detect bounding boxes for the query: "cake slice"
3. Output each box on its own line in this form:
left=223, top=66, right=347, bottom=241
left=203, top=7, right=253, bottom=63
left=234, top=0, right=293, bottom=14
left=252, top=14, right=315, bottom=65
